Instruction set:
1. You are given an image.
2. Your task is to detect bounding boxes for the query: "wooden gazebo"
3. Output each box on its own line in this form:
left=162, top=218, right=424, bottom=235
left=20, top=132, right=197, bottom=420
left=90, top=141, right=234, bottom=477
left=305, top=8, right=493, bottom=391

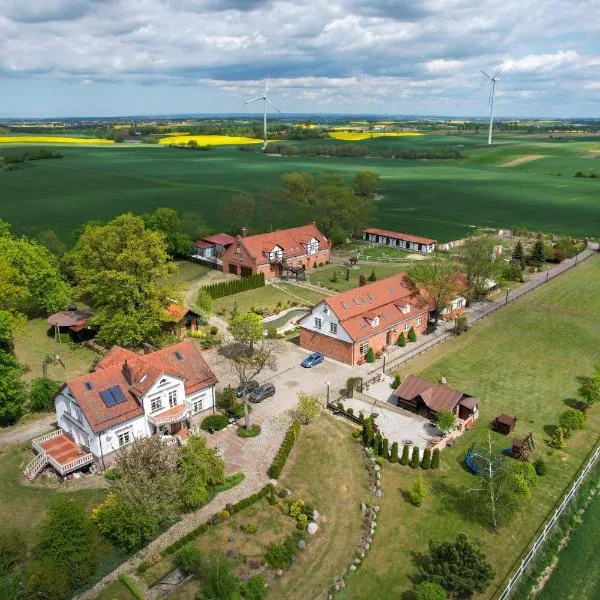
left=492, top=413, right=517, bottom=436
left=47, top=307, right=96, bottom=342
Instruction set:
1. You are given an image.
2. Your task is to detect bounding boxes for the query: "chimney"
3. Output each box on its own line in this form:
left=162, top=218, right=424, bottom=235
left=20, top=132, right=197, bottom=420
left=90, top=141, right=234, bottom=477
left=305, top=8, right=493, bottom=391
left=122, top=360, right=133, bottom=385
left=241, top=227, right=248, bottom=238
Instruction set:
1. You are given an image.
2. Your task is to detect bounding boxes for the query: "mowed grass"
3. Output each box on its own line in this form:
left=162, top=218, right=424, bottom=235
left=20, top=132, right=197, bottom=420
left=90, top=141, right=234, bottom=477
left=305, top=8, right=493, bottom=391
left=93, top=580, right=135, bottom=600
left=2, top=138, right=600, bottom=244
left=343, top=255, right=600, bottom=600
left=538, top=491, right=600, bottom=600
left=161, top=260, right=211, bottom=286
left=214, top=282, right=328, bottom=316
left=13, top=318, right=97, bottom=383
left=308, top=263, right=409, bottom=293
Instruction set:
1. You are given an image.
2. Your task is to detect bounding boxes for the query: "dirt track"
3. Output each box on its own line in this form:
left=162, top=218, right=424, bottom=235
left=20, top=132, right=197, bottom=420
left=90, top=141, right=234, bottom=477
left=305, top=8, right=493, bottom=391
left=499, top=154, right=546, bottom=167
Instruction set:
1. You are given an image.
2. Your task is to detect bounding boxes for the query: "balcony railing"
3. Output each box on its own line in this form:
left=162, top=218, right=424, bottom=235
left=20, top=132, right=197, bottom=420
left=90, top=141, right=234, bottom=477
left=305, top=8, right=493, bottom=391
left=32, top=429, right=64, bottom=452
left=148, top=401, right=191, bottom=426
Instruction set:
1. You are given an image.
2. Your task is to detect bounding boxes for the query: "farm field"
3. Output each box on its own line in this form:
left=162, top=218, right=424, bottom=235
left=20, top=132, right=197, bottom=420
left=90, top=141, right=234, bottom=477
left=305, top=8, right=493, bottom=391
left=342, top=255, right=600, bottom=599
left=1, top=135, right=600, bottom=243
left=538, top=490, right=600, bottom=600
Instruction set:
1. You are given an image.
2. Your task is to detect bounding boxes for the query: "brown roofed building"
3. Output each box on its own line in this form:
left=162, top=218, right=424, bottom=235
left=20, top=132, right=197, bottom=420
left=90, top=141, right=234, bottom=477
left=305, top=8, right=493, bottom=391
left=363, top=227, right=436, bottom=254
left=163, top=302, right=201, bottom=338
left=299, top=273, right=431, bottom=365
left=221, top=222, right=331, bottom=280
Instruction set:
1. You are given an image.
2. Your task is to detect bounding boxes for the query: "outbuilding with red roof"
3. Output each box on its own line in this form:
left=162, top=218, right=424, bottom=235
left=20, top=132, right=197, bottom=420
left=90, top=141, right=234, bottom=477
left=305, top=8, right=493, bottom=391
left=363, top=227, right=437, bottom=254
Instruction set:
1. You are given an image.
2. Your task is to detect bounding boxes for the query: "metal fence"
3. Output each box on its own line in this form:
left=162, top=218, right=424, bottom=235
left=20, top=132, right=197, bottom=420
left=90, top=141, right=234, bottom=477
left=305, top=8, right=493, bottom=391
left=497, top=442, right=600, bottom=599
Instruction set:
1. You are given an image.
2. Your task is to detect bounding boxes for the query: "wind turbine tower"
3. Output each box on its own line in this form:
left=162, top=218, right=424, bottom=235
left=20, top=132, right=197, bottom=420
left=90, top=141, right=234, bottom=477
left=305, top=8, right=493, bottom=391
left=244, top=75, right=280, bottom=150
left=481, top=70, right=500, bottom=145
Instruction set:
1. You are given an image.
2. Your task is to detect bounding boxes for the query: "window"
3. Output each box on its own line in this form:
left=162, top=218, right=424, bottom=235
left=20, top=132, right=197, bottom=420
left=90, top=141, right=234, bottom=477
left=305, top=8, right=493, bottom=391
left=359, top=342, right=369, bottom=355
left=405, top=323, right=411, bottom=331
left=150, top=396, right=163, bottom=412
left=330, top=322, right=338, bottom=334
left=117, top=430, right=131, bottom=447
left=168, top=390, right=177, bottom=407
left=323, top=306, right=330, bottom=315
left=192, top=396, right=205, bottom=414
left=314, top=317, right=322, bottom=329
left=416, top=317, right=422, bottom=326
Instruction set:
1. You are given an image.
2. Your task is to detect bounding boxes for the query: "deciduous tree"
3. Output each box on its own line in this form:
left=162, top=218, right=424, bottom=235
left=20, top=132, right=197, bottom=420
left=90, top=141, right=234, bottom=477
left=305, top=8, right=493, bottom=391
left=143, top=207, right=191, bottom=258
left=579, top=362, right=600, bottom=407
left=29, top=377, right=62, bottom=412
left=352, top=170, right=380, bottom=197
left=295, top=393, right=320, bottom=424
left=436, top=410, right=456, bottom=434
left=221, top=194, right=255, bottom=234
left=460, top=236, right=500, bottom=302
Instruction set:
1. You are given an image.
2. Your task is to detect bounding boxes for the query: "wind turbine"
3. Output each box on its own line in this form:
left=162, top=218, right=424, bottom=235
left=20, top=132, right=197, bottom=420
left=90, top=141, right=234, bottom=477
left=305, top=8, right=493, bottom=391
left=244, top=75, right=280, bottom=151
left=481, top=70, right=500, bottom=145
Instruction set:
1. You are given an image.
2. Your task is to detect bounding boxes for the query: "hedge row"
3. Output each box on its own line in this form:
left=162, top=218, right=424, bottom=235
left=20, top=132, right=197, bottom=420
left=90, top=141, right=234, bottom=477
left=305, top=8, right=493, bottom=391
left=118, top=573, right=144, bottom=600
left=160, top=484, right=274, bottom=557
left=267, top=420, right=302, bottom=479
left=204, top=272, right=265, bottom=299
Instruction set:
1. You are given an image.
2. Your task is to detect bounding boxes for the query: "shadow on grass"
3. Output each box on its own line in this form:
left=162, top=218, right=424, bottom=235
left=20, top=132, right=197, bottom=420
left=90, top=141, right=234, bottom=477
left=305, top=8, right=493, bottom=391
left=544, top=424, right=557, bottom=437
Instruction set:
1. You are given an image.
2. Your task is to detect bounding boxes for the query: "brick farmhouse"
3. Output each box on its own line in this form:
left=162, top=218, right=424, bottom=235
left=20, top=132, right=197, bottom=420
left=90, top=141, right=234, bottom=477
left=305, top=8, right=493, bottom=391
left=299, top=273, right=431, bottom=366
left=221, top=222, right=331, bottom=280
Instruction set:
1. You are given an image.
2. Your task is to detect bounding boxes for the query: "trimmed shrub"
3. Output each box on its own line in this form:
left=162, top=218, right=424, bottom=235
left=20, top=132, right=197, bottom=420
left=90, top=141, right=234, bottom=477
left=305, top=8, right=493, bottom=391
left=410, top=446, right=420, bottom=469
left=118, top=573, right=145, bottom=600
left=421, top=448, right=432, bottom=470
left=409, top=474, right=427, bottom=506
left=241, top=523, right=258, bottom=534
left=267, top=421, right=302, bottom=478
left=415, top=581, right=447, bottom=600
left=237, top=424, right=261, bottom=438
left=373, top=434, right=382, bottom=456
left=331, top=271, right=340, bottom=283
left=362, top=419, right=374, bottom=448
left=408, top=326, right=417, bottom=342
left=204, top=272, right=265, bottom=299
left=365, top=347, right=376, bottom=363
left=390, top=441, right=399, bottom=463
left=400, top=443, right=410, bottom=466
left=397, top=332, right=406, bottom=347
left=201, top=414, right=228, bottom=432
left=382, top=438, right=389, bottom=460
left=368, top=269, right=377, bottom=282
left=534, top=459, right=547, bottom=476
left=209, top=325, right=218, bottom=335
left=550, top=426, right=567, bottom=449
left=391, top=374, right=402, bottom=389
left=559, top=409, right=585, bottom=436
left=431, top=448, right=440, bottom=469
left=175, top=545, right=204, bottom=576
left=242, top=575, right=268, bottom=600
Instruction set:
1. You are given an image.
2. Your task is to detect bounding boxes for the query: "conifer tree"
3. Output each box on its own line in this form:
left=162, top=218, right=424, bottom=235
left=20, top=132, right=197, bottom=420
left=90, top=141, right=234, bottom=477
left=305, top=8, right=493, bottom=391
left=390, top=441, right=399, bottom=463
left=431, top=448, right=440, bottom=469
left=397, top=332, right=406, bottom=347
left=411, top=446, right=420, bottom=469
left=400, top=443, right=410, bottom=466
left=382, top=438, right=389, bottom=459
left=511, top=240, right=525, bottom=269
left=408, top=327, right=417, bottom=342
left=421, top=448, right=432, bottom=470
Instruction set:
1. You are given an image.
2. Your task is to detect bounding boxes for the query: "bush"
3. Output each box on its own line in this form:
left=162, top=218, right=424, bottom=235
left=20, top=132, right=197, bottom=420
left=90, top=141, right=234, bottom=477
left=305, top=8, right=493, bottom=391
left=296, top=513, right=308, bottom=529
left=534, top=459, right=547, bottom=476
left=397, top=332, right=406, bottom=347
left=242, top=575, right=268, bottom=600
left=408, top=326, right=417, bottom=342
left=455, top=315, right=469, bottom=335
left=400, top=443, right=410, bottom=466
left=409, top=474, right=427, bottom=506
left=431, top=448, right=440, bottom=469
left=118, top=573, right=145, bottom=600
left=550, top=426, right=567, bottom=449
left=0, top=530, right=25, bottom=575
left=267, top=327, right=279, bottom=338
left=410, top=446, right=420, bottom=469
left=368, top=268, right=377, bottom=282
left=347, top=407, right=354, bottom=416
left=210, top=325, right=219, bottom=335
left=559, top=409, right=585, bottom=436
left=390, top=441, right=399, bottom=463
left=240, top=523, right=258, bottom=534
left=237, top=424, right=261, bottom=437
left=200, top=552, right=239, bottom=600
left=373, top=434, right=382, bottom=456
left=267, top=420, right=302, bottom=478
left=196, top=287, right=214, bottom=314
left=331, top=271, right=340, bottom=283
left=265, top=540, right=294, bottom=569
left=415, top=581, right=447, bottom=600
left=103, top=468, right=120, bottom=481
left=175, top=545, right=204, bottom=576
left=296, top=393, right=320, bottom=424
left=28, top=377, right=62, bottom=412
left=201, top=414, right=228, bottom=432
left=391, top=374, right=402, bottom=389
left=382, top=438, right=389, bottom=459
left=365, top=347, right=376, bottom=363
left=421, top=448, right=432, bottom=470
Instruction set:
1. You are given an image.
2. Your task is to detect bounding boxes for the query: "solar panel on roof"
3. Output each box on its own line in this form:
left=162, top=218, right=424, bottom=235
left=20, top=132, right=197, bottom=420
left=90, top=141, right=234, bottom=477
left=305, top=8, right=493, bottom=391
left=110, top=385, right=126, bottom=404
left=100, top=385, right=127, bottom=407
left=100, top=389, right=116, bottom=407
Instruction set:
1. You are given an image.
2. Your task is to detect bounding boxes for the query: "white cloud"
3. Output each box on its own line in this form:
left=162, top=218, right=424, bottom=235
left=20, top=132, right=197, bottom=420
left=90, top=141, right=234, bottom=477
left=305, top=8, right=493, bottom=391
left=501, top=50, right=579, bottom=74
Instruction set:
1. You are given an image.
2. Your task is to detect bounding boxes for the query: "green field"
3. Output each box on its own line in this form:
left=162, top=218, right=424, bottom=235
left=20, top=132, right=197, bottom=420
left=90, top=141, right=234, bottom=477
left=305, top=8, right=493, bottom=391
left=342, top=255, right=600, bottom=599
left=1, top=134, right=600, bottom=243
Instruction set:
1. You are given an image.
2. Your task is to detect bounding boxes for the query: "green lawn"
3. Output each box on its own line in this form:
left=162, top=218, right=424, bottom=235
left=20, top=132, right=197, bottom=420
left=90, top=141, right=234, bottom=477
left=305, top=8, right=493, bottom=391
left=93, top=580, right=135, bottom=600
left=2, top=137, right=600, bottom=245
left=13, top=317, right=97, bottom=383
left=214, top=282, right=327, bottom=316
left=538, top=491, right=600, bottom=600
left=162, top=261, right=211, bottom=286
left=343, top=255, right=600, bottom=599
left=308, top=263, right=408, bottom=292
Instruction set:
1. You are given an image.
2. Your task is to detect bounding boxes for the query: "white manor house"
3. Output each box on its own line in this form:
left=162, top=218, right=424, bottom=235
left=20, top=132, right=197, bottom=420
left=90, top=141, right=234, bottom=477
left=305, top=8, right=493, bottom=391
left=25, top=341, right=217, bottom=480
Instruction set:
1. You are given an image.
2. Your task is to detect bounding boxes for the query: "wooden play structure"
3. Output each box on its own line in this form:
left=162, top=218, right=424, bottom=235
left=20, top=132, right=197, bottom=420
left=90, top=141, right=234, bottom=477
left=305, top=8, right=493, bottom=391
left=492, top=413, right=517, bottom=435
left=511, top=432, right=534, bottom=461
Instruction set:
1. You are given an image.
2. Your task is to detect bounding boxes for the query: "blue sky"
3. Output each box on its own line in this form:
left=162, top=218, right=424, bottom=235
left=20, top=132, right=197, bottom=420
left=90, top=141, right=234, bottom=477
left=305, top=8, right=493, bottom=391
left=1, top=0, right=599, bottom=118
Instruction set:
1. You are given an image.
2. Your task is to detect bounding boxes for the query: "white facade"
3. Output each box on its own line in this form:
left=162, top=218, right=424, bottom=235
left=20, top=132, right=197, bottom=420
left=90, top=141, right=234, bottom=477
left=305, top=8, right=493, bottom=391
left=299, top=301, right=353, bottom=343
left=364, top=232, right=435, bottom=254
left=54, top=376, right=216, bottom=461
left=441, top=295, right=466, bottom=316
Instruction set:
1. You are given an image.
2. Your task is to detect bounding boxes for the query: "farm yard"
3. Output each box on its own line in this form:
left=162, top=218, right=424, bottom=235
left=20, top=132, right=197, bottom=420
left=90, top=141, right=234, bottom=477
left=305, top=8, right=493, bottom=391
left=341, top=255, right=600, bottom=599
left=1, top=134, right=600, bottom=243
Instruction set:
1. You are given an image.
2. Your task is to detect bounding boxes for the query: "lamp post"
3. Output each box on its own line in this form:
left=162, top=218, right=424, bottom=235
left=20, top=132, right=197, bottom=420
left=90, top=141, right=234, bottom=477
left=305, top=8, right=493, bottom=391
left=382, top=352, right=387, bottom=374
left=326, top=381, right=330, bottom=407
left=505, top=286, right=510, bottom=306
left=546, top=266, right=550, bottom=283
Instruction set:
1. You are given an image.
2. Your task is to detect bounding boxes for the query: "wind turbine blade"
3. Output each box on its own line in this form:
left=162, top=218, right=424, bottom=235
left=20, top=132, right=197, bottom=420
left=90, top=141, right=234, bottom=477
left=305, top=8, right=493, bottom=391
left=481, top=70, right=491, bottom=80
left=265, top=75, right=270, bottom=96
left=266, top=98, right=281, bottom=113
left=492, top=67, right=502, bottom=79
left=244, top=96, right=264, bottom=104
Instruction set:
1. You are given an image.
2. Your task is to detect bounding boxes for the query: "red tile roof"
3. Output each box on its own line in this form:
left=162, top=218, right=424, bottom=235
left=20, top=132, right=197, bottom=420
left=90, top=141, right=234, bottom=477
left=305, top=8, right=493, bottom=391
left=66, top=341, right=217, bottom=433
left=394, top=374, right=478, bottom=413
left=203, top=233, right=236, bottom=246
left=48, top=309, right=95, bottom=329
left=323, top=273, right=430, bottom=341
left=193, top=240, right=213, bottom=249
left=239, top=223, right=330, bottom=266
left=163, top=302, right=198, bottom=323
left=364, top=227, right=437, bottom=246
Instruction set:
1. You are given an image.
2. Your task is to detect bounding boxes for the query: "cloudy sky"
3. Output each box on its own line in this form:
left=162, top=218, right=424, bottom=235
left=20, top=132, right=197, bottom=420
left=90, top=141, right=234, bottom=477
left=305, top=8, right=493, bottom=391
left=1, top=0, right=599, bottom=118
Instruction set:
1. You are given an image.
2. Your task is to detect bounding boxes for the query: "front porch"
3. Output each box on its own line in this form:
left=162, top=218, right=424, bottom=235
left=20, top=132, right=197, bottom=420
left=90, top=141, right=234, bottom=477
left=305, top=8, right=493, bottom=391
left=149, top=402, right=196, bottom=446
left=24, top=429, right=94, bottom=480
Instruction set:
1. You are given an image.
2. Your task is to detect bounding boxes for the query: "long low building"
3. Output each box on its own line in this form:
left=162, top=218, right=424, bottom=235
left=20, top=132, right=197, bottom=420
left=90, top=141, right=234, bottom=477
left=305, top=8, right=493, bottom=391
left=363, top=227, right=436, bottom=254
left=299, top=273, right=431, bottom=365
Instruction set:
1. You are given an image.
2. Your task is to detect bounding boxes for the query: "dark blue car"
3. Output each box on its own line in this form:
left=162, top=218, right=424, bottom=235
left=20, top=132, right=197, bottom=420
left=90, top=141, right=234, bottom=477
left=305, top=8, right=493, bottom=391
left=301, top=352, right=324, bottom=368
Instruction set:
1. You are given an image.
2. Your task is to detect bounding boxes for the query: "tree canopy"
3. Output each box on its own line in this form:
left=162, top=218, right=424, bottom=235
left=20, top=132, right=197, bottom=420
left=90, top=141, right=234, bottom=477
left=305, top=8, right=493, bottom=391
left=459, top=236, right=500, bottom=302
left=579, top=361, right=600, bottom=406
left=352, top=170, right=380, bottom=197
left=65, top=213, right=174, bottom=347
left=143, top=207, right=191, bottom=258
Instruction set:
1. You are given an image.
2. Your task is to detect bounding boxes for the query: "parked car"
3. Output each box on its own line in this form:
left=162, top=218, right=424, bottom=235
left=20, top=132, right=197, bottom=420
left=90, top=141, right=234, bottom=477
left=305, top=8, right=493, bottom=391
left=249, top=382, right=276, bottom=403
left=301, top=352, right=325, bottom=368
left=236, top=380, right=259, bottom=398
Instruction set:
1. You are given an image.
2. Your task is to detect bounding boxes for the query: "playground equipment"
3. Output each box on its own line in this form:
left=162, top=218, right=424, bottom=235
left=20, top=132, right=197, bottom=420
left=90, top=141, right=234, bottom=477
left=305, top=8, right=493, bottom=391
left=511, top=432, right=534, bottom=461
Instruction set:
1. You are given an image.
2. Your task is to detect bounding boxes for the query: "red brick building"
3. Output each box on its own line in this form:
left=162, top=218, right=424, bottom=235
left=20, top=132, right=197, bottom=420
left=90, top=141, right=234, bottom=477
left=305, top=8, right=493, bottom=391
left=221, top=223, right=331, bottom=280
left=299, top=273, right=431, bottom=366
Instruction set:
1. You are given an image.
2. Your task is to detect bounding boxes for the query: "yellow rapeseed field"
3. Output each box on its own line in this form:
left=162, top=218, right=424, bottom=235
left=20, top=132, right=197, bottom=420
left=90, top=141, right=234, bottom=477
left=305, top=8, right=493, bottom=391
left=0, top=136, right=114, bottom=144
left=328, top=131, right=425, bottom=141
left=159, top=135, right=264, bottom=146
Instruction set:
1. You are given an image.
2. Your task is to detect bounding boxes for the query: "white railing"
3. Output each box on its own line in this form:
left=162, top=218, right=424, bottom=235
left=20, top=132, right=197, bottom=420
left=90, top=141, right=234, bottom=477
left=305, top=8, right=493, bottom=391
left=149, top=403, right=191, bottom=426
left=31, top=428, right=63, bottom=451
left=497, top=442, right=600, bottom=599
left=49, top=453, right=94, bottom=475
left=24, top=452, right=49, bottom=480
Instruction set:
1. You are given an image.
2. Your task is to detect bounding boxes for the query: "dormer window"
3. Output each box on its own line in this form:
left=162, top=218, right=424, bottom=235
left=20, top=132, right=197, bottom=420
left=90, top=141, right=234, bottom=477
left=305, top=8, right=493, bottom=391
left=158, top=378, right=168, bottom=386
left=269, top=246, right=283, bottom=262
left=307, top=237, right=319, bottom=255
left=399, top=304, right=411, bottom=315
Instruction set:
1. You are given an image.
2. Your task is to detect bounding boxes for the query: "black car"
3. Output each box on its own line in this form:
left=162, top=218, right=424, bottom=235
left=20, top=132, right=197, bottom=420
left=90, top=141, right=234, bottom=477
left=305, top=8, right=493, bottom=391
left=236, top=380, right=259, bottom=398
left=249, top=382, right=276, bottom=403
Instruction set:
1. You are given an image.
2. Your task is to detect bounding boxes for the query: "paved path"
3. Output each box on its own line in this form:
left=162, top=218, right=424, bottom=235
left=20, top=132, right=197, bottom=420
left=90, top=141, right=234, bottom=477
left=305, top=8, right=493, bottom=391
left=0, top=414, right=56, bottom=447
